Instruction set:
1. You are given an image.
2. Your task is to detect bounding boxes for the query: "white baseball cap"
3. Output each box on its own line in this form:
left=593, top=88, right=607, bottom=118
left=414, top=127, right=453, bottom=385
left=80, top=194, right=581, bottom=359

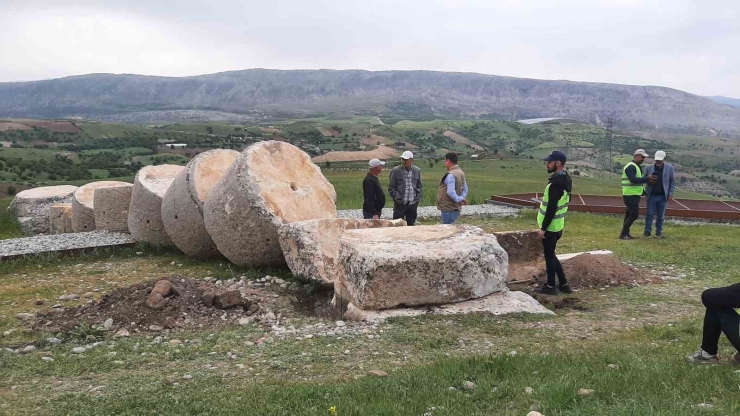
left=634, top=149, right=648, bottom=157
left=654, top=150, right=666, bottom=161
left=401, top=151, right=414, bottom=160
left=368, top=158, right=386, bottom=168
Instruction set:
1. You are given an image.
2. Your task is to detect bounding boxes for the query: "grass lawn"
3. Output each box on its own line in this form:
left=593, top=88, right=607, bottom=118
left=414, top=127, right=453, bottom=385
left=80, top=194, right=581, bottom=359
left=0, top=197, right=22, bottom=239
left=1, top=210, right=739, bottom=415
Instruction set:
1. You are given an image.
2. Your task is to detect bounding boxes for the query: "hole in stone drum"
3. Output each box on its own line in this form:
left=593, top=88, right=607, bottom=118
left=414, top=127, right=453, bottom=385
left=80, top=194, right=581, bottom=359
left=290, top=183, right=298, bottom=191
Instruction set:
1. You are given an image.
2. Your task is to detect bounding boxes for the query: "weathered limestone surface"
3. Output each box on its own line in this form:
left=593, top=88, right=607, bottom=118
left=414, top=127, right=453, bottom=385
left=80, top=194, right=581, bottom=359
left=338, top=225, right=508, bottom=310
left=7, top=185, right=77, bottom=235
left=204, top=141, right=337, bottom=266
left=128, top=165, right=184, bottom=246
left=49, top=204, right=74, bottom=235
left=94, top=185, right=134, bottom=232
left=161, top=149, right=239, bottom=258
left=341, top=291, right=554, bottom=322
left=71, top=181, right=131, bottom=232
left=278, top=218, right=406, bottom=285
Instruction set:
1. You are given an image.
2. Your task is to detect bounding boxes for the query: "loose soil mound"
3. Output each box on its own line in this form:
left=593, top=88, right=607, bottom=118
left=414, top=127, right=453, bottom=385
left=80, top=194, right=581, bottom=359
left=32, top=279, right=258, bottom=334
left=533, top=253, right=659, bottom=289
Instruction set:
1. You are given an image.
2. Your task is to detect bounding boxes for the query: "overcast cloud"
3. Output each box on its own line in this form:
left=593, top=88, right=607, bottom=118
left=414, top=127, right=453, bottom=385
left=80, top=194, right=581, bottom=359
left=0, top=0, right=738, bottom=96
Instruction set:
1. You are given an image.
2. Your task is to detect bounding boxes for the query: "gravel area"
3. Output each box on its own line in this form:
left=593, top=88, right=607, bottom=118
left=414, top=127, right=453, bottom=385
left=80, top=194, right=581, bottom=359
left=0, top=231, right=137, bottom=259
left=337, top=204, right=519, bottom=220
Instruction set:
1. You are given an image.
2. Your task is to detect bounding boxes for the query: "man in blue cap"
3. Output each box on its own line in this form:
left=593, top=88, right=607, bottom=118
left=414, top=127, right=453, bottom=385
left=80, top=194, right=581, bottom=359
left=535, top=150, right=573, bottom=295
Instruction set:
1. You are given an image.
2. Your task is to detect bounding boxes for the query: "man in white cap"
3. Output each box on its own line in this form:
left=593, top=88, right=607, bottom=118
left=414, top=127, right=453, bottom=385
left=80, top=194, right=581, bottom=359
left=362, top=158, right=386, bottom=219
left=388, top=151, right=423, bottom=225
left=619, top=149, right=657, bottom=240
left=643, top=150, right=675, bottom=238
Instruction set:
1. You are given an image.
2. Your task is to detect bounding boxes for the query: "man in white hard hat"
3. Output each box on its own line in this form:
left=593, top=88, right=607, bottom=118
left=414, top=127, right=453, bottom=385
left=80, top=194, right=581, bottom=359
left=643, top=150, right=676, bottom=238
left=362, top=158, right=386, bottom=219
left=388, top=151, right=423, bottom=225
left=620, top=149, right=657, bottom=240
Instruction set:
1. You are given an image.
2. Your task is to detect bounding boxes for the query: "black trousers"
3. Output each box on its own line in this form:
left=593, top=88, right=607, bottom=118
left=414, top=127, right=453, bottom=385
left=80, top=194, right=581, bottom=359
left=393, top=202, right=419, bottom=226
left=700, top=283, right=740, bottom=355
left=620, top=195, right=642, bottom=237
left=543, top=231, right=567, bottom=287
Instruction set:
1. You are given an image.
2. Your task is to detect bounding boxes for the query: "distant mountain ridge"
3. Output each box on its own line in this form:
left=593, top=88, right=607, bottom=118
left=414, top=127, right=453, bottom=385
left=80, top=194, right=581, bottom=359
left=1, top=69, right=739, bottom=135
left=706, top=96, right=740, bottom=108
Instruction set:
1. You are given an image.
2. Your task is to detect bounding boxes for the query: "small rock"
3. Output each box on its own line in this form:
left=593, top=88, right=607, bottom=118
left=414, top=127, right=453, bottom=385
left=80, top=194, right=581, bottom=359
left=343, top=350, right=350, bottom=355
left=89, top=386, right=105, bottom=393
left=335, top=321, right=346, bottom=327
left=58, top=294, right=79, bottom=301
left=238, top=317, right=253, bottom=326
left=448, top=387, right=457, bottom=391
left=72, top=347, right=86, bottom=354
left=183, top=374, right=193, bottom=380
left=34, top=299, right=45, bottom=305
left=264, top=312, right=277, bottom=321
left=169, top=339, right=183, bottom=347
left=244, top=303, right=260, bottom=316
left=607, top=364, right=619, bottom=370
left=21, top=345, right=36, bottom=354
left=83, top=292, right=94, bottom=299
left=245, top=341, right=255, bottom=347
left=15, top=313, right=36, bottom=321
left=463, top=381, right=476, bottom=390
left=527, top=412, right=545, bottom=416
left=577, top=388, right=594, bottom=396
left=508, top=350, right=518, bottom=357
left=149, top=325, right=164, bottom=332
left=146, top=293, right=166, bottom=310
left=525, top=387, right=534, bottom=394
left=163, top=317, right=177, bottom=329
left=691, top=403, right=714, bottom=409
left=649, top=304, right=658, bottom=308
left=368, top=370, right=388, bottom=377
left=52, top=304, right=62, bottom=309
left=48, top=338, right=62, bottom=346
left=213, top=290, right=243, bottom=309
left=201, top=288, right=218, bottom=307
left=114, top=329, right=130, bottom=338
left=41, top=356, right=54, bottom=362
left=103, top=318, right=114, bottom=330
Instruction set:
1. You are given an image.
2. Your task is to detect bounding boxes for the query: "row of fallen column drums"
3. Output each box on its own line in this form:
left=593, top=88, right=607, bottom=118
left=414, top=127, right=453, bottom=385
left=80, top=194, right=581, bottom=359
left=8, top=141, right=510, bottom=312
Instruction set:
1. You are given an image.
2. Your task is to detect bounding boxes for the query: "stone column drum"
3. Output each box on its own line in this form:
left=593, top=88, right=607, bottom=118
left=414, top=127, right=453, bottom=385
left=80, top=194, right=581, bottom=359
left=71, top=181, right=131, bottom=232
left=161, top=149, right=239, bottom=258
left=94, top=185, right=134, bottom=232
left=204, top=141, right=337, bottom=267
left=337, top=225, right=509, bottom=310
left=7, top=185, right=77, bottom=235
left=49, top=203, right=74, bottom=234
left=127, top=164, right=184, bottom=246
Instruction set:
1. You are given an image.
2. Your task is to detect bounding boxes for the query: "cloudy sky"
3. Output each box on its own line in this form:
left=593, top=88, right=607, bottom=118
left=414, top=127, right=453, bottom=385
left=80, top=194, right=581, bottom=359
left=1, top=0, right=738, bottom=97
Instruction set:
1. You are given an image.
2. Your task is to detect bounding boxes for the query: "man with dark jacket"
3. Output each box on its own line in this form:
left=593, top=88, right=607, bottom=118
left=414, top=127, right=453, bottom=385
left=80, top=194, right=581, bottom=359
left=535, top=151, right=574, bottom=295
left=388, top=151, right=423, bottom=225
left=643, top=150, right=676, bottom=238
left=362, top=158, right=386, bottom=219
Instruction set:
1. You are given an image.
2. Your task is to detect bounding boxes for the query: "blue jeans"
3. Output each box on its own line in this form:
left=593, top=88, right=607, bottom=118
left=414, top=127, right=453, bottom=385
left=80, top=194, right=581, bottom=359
left=644, top=194, right=667, bottom=236
left=441, top=210, right=460, bottom=224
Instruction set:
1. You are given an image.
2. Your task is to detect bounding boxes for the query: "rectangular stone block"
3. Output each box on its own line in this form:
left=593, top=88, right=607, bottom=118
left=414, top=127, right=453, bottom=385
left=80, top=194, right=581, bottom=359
left=278, top=218, right=406, bottom=286
left=338, top=225, right=508, bottom=310
left=49, top=203, right=73, bottom=235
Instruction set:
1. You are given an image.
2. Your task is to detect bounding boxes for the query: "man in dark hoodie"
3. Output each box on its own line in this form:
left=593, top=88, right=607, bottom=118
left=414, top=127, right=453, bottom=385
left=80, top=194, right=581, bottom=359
left=535, top=151, right=574, bottom=295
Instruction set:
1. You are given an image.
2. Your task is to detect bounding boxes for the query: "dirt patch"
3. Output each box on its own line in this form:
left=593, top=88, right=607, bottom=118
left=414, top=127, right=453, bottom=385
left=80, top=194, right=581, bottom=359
left=13, top=120, right=82, bottom=134
left=259, top=127, right=281, bottom=134
left=0, top=182, right=32, bottom=197
left=533, top=253, right=661, bottom=289
left=32, top=278, right=262, bottom=334
left=316, top=127, right=340, bottom=137
left=443, top=130, right=484, bottom=151
left=311, top=146, right=399, bottom=163
left=0, top=122, right=31, bottom=132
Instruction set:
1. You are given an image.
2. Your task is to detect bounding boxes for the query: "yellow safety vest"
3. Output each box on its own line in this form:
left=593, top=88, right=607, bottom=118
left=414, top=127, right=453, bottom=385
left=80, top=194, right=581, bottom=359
left=537, top=183, right=570, bottom=232
left=622, top=162, right=644, bottom=196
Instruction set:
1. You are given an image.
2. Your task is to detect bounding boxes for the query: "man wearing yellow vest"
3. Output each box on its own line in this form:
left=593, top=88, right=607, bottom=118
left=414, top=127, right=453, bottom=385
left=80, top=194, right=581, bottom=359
left=619, top=149, right=657, bottom=240
left=536, top=151, right=573, bottom=295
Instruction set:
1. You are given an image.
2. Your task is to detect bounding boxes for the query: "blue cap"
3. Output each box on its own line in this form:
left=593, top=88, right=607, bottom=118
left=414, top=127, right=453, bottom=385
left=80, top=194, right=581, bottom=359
left=542, top=151, right=566, bottom=163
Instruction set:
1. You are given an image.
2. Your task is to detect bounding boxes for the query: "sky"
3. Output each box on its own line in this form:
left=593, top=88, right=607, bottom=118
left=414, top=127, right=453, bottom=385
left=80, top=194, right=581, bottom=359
left=0, top=0, right=738, bottom=97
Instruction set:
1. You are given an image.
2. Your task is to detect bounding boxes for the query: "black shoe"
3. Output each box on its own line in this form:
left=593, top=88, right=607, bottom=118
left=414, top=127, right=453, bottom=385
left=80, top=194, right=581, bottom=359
left=559, top=283, right=573, bottom=294
left=535, top=284, right=559, bottom=295
left=619, top=235, right=634, bottom=240
left=643, top=233, right=651, bottom=238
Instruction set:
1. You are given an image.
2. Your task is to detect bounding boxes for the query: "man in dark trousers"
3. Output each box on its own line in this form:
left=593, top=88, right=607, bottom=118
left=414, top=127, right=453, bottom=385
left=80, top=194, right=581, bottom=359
left=388, top=151, right=423, bottom=225
left=643, top=150, right=676, bottom=238
left=535, top=151, right=573, bottom=295
left=686, top=283, right=740, bottom=365
left=362, top=158, right=386, bottom=219
left=619, top=149, right=657, bottom=240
